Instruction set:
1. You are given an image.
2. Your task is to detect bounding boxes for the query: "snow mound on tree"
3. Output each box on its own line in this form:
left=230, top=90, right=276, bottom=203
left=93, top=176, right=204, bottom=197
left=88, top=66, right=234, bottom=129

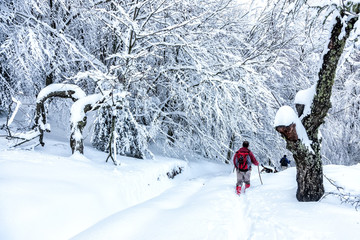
left=294, top=84, right=316, bottom=118
left=274, top=106, right=313, bottom=151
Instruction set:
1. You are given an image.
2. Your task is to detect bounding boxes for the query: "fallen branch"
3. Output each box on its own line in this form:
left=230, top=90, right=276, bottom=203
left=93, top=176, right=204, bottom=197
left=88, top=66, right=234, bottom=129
left=320, top=174, right=360, bottom=211
left=10, top=134, right=41, bottom=148
left=4, top=129, right=41, bottom=148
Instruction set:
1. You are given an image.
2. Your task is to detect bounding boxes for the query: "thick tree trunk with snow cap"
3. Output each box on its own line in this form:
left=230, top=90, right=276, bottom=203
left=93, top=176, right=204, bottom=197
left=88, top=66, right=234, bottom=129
left=70, top=94, right=103, bottom=154
left=276, top=7, right=359, bottom=202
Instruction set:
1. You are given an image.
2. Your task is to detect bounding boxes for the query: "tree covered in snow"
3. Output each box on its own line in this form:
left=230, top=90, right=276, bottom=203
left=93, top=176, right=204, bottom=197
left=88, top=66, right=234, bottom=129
left=0, top=0, right=107, bottom=133
left=321, top=46, right=360, bottom=165
left=1, top=0, right=359, bottom=168
left=0, top=0, right=105, bottom=92
left=92, top=91, right=151, bottom=161
left=85, top=0, right=286, bottom=162
left=35, top=84, right=86, bottom=146
left=0, top=74, right=12, bottom=113
left=275, top=1, right=360, bottom=201
left=0, top=0, right=322, bottom=162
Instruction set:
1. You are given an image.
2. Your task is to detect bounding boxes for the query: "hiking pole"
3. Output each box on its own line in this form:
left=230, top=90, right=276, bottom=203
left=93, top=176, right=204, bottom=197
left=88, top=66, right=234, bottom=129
left=257, top=165, right=263, bottom=185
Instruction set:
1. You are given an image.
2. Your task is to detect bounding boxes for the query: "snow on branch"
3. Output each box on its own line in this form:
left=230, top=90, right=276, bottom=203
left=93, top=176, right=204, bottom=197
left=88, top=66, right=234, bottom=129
left=70, top=94, right=104, bottom=154
left=36, top=84, right=86, bottom=103
left=321, top=174, right=360, bottom=211
left=294, top=84, right=316, bottom=118
left=7, top=97, right=21, bottom=127
left=34, top=84, right=86, bottom=146
left=2, top=97, right=22, bottom=139
left=2, top=98, right=40, bottom=148
left=274, top=106, right=313, bottom=152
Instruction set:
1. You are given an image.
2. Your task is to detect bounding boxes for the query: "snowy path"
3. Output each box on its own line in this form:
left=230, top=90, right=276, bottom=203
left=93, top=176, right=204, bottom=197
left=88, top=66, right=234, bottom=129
left=73, top=171, right=252, bottom=240
left=73, top=165, right=360, bottom=240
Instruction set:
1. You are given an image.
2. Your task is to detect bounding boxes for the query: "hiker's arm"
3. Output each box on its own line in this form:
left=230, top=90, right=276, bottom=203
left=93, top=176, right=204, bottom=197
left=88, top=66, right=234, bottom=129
left=249, top=152, right=259, bottom=166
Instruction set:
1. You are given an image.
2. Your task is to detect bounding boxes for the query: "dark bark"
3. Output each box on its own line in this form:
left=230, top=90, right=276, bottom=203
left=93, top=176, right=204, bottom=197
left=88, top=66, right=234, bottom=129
left=45, top=70, right=54, bottom=86
left=105, top=111, right=118, bottom=165
left=295, top=104, right=304, bottom=117
left=275, top=124, right=298, bottom=141
left=226, top=133, right=235, bottom=164
left=286, top=140, right=324, bottom=201
left=70, top=103, right=93, bottom=154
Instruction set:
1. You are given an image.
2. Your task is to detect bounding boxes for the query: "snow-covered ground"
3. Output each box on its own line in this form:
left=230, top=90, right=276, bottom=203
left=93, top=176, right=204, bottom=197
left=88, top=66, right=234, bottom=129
left=0, top=133, right=359, bottom=240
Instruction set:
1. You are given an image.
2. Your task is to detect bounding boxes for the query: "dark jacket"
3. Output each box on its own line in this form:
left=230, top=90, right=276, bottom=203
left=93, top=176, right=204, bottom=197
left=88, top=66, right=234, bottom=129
left=280, top=157, right=290, bottom=166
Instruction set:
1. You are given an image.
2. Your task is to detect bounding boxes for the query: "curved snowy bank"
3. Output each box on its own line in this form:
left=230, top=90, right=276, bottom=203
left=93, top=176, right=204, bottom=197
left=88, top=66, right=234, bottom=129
left=0, top=148, right=188, bottom=240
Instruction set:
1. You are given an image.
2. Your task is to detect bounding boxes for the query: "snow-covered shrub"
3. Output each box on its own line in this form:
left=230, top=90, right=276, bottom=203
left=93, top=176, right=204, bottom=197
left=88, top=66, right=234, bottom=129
left=92, top=93, right=151, bottom=159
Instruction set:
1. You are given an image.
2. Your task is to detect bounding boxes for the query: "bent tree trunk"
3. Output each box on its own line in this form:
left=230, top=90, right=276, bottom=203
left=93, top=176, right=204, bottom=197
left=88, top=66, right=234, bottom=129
left=34, top=84, right=86, bottom=146
left=276, top=9, right=359, bottom=201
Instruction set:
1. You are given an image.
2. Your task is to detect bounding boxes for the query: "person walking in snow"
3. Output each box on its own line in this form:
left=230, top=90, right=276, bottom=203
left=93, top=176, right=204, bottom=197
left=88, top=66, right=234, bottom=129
left=279, top=155, right=290, bottom=170
left=233, top=141, right=259, bottom=195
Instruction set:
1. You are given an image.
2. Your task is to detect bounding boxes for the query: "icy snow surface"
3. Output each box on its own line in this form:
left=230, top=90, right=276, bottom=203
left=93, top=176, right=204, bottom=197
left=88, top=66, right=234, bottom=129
left=0, top=131, right=360, bottom=240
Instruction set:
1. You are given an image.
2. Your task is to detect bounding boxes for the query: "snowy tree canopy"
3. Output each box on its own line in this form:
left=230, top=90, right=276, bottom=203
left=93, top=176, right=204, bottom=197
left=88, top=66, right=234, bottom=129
left=0, top=0, right=359, bottom=166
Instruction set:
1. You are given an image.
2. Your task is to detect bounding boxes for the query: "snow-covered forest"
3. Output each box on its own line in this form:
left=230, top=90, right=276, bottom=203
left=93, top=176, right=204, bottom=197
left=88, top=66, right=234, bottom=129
left=1, top=0, right=360, bottom=239
left=1, top=0, right=359, bottom=166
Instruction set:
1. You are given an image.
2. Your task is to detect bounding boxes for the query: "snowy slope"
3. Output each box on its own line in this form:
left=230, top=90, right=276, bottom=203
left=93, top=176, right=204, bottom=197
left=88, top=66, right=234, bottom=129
left=72, top=166, right=360, bottom=240
left=1, top=135, right=360, bottom=240
left=0, top=136, right=188, bottom=240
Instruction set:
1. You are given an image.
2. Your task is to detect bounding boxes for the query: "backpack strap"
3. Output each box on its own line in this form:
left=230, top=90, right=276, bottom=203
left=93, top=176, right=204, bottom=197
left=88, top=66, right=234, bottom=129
left=233, top=150, right=241, bottom=168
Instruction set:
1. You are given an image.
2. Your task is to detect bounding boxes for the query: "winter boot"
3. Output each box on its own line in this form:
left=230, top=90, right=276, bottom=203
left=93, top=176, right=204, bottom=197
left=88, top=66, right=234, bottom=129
left=244, top=184, right=250, bottom=192
left=236, top=186, right=242, bottom=195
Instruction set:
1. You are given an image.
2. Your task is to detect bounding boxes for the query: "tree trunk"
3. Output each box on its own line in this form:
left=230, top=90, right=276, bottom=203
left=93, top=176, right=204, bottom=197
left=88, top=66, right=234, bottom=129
left=276, top=7, right=359, bottom=202
left=70, top=95, right=103, bottom=154
left=226, top=133, right=235, bottom=164
left=286, top=140, right=324, bottom=201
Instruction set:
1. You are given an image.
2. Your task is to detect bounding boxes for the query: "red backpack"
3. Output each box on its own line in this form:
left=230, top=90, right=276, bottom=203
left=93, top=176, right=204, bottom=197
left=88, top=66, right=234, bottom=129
left=234, top=151, right=250, bottom=171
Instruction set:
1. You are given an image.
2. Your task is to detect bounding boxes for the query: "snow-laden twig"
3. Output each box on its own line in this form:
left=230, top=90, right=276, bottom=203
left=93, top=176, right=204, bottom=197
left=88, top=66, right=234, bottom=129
left=321, top=174, right=360, bottom=211
left=7, top=97, right=21, bottom=127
